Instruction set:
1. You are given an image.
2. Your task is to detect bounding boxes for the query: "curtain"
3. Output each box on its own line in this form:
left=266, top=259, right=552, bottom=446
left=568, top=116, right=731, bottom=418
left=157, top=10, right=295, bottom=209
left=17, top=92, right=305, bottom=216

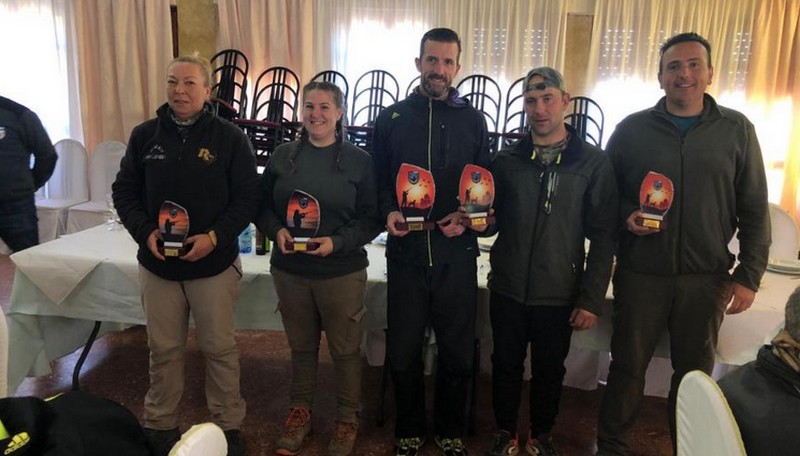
left=217, top=0, right=317, bottom=111
left=748, top=0, right=800, bottom=223
left=0, top=0, right=83, bottom=143
left=73, top=0, right=172, bottom=152
left=217, top=0, right=568, bottom=111
left=586, top=0, right=758, bottom=145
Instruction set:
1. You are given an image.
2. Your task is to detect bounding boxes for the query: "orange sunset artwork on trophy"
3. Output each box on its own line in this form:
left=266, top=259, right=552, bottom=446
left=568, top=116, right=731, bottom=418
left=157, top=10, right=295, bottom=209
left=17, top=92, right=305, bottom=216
left=636, top=171, right=674, bottom=229
left=459, top=164, right=495, bottom=226
left=395, top=163, right=436, bottom=230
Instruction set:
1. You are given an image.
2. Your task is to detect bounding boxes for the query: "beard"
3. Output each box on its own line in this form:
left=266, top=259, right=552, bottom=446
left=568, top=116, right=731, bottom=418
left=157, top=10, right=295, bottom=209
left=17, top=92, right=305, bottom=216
left=420, top=74, right=450, bottom=99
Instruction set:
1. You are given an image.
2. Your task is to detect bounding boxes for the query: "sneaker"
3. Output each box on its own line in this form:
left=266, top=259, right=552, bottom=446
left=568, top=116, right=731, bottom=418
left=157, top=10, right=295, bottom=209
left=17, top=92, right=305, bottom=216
left=486, top=430, right=519, bottom=456
left=143, top=427, right=181, bottom=456
left=525, top=433, right=558, bottom=456
left=395, top=436, right=426, bottom=456
left=327, top=420, right=358, bottom=456
left=224, top=429, right=246, bottom=456
left=276, top=407, right=312, bottom=455
left=435, top=435, right=468, bottom=455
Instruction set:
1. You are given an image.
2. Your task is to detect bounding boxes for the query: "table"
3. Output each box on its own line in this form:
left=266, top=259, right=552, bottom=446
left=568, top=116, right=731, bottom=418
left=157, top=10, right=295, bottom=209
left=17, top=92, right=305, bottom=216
left=6, top=225, right=795, bottom=396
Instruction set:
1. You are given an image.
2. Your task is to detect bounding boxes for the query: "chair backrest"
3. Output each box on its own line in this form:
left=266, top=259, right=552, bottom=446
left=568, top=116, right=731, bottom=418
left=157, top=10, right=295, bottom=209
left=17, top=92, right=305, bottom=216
left=565, top=96, right=604, bottom=147
left=502, top=76, right=528, bottom=148
left=456, top=74, right=502, bottom=135
left=768, top=202, right=800, bottom=260
left=350, top=69, right=399, bottom=128
left=46, top=139, right=89, bottom=201
left=88, top=140, right=126, bottom=202
left=169, top=423, right=227, bottom=456
left=310, top=70, right=350, bottom=112
left=676, top=370, right=747, bottom=456
left=210, top=49, right=249, bottom=119
left=406, top=75, right=420, bottom=97
left=250, top=66, right=300, bottom=124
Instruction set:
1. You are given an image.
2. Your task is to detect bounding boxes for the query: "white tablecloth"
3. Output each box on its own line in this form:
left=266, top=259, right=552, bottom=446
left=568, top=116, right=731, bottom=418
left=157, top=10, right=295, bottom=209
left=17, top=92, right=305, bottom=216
left=5, top=225, right=795, bottom=396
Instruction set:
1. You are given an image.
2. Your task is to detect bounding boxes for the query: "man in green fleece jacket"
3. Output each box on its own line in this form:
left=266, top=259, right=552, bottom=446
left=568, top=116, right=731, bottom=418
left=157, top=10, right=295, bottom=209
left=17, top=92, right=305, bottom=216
left=597, top=32, right=771, bottom=456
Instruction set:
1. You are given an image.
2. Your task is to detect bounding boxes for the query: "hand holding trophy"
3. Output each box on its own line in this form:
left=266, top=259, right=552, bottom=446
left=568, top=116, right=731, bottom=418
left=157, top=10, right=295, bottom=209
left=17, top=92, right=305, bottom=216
left=394, top=163, right=436, bottom=231
left=284, top=190, right=321, bottom=252
left=634, top=171, right=674, bottom=230
left=458, top=164, right=495, bottom=228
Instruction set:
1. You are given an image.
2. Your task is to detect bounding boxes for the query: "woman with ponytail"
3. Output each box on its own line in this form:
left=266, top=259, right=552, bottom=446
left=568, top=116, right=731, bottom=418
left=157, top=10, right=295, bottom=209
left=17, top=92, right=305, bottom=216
left=256, top=81, right=381, bottom=456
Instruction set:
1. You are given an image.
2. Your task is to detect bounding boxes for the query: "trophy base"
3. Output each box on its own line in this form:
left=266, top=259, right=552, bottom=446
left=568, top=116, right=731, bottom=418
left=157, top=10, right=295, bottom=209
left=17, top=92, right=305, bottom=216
left=285, top=240, right=320, bottom=252
left=461, top=213, right=495, bottom=227
left=396, top=217, right=434, bottom=231
left=635, top=216, right=666, bottom=230
left=159, top=245, right=187, bottom=257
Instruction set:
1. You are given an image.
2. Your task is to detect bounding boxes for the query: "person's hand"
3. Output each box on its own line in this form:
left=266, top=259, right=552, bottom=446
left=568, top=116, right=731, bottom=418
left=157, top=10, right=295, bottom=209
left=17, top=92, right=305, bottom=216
left=386, top=211, right=409, bottom=237
left=726, top=282, right=755, bottom=315
left=437, top=211, right=466, bottom=238
left=306, top=236, right=334, bottom=257
left=276, top=228, right=296, bottom=254
left=570, top=308, right=598, bottom=330
left=146, top=229, right=165, bottom=261
left=625, top=210, right=660, bottom=236
left=181, top=233, right=215, bottom=262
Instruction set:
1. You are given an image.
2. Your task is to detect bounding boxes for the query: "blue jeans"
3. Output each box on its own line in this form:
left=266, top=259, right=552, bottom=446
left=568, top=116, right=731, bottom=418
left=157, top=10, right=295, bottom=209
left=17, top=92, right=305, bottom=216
left=0, top=195, right=39, bottom=252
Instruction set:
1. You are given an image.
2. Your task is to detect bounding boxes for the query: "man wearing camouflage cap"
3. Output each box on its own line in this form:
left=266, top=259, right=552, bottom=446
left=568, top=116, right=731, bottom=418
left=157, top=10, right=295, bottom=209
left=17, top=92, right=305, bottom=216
left=484, top=67, right=618, bottom=456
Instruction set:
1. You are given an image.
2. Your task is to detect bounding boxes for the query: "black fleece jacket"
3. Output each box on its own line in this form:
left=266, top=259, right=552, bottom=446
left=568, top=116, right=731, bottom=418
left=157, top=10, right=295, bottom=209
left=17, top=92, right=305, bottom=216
left=0, top=96, right=58, bottom=202
left=112, top=103, right=260, bottom=281
left=372, top=88, right=491, bottom=266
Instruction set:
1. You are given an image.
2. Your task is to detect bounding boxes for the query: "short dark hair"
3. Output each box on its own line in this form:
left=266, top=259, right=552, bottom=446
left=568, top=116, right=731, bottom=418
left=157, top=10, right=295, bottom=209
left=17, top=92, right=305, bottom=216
left=658, top=32, right=712, bottom=75
left=419, top=28, right=462, bottom=63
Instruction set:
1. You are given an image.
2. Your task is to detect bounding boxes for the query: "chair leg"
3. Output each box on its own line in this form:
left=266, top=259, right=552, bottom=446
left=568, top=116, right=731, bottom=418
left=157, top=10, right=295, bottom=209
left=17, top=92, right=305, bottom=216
left=468, top=337, right=480, bottom=435
left=377, top=329, right=390, bottom=427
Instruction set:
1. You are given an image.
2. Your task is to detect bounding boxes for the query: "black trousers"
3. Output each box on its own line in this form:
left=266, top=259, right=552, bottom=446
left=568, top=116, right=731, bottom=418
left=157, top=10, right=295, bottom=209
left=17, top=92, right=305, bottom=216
left=490, top=291, right=573, bottom=437
left=386, top=259, right=477, bottom=439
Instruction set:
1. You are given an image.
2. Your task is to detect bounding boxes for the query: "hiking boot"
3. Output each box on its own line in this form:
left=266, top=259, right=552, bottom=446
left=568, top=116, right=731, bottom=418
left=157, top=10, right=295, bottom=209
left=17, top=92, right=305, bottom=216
left=224, top=429, right=246, bottom=456
left=327, top=420, right=358, bottom=456
left=143, top=427, right=181, bottom=456
left=395, top=436, right=426, bottom=456
left=435, top=435, right=468, bottom=455
left=525, top=432, right=559, bottom=456
left=486, top=430, right=519, bottom=456
left=276, top=407, right=312, bottom=455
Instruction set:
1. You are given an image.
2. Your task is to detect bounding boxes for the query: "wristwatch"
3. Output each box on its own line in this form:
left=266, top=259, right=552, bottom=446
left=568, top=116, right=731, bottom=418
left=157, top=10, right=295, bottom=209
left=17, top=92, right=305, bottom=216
left=207, top=229, right=217, bottom=248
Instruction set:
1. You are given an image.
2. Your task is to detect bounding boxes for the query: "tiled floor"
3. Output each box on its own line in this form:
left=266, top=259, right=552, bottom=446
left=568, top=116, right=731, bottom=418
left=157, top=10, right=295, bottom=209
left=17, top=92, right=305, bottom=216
left=0, top=253, right=672, bottom=455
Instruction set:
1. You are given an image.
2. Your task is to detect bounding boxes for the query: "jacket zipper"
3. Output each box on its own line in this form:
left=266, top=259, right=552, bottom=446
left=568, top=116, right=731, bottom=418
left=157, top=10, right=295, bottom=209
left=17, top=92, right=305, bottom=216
left=426, top=98, right=433, bottom=267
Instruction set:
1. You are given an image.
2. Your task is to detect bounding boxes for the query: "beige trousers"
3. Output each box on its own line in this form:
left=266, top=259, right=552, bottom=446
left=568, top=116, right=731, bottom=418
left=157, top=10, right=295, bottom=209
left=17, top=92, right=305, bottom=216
left=139, top=259, right=246, bottom=430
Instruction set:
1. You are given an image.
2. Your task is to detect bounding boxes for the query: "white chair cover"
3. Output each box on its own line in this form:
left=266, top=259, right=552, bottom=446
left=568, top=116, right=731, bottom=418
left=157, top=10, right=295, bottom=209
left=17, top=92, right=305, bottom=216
left=35, top=139, right=89, bottom=240
left=768, top=202, right=800, bottom=260
left=168, top=423, right=227, bottom=456
left=66, top=140, right=126, bottom=234
left=676, top=370, right=746, bottom=456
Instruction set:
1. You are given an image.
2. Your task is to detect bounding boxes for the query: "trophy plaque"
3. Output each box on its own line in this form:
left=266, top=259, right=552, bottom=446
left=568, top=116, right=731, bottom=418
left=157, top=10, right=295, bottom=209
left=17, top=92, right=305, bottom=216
left=285, top=190, right=321, bottom=251
left=395, top=163, right=436, bottom=231
left=458, top=164, right=495, bottom=227
left=158, top=201, right=190, bottom=257
left=635, top=171, right=674, bottom=230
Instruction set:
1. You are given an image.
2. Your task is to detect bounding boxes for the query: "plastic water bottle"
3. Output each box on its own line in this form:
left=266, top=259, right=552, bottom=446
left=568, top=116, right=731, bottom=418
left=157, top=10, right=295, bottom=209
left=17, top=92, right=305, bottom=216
left=238, top=224, right=253, bottom=254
